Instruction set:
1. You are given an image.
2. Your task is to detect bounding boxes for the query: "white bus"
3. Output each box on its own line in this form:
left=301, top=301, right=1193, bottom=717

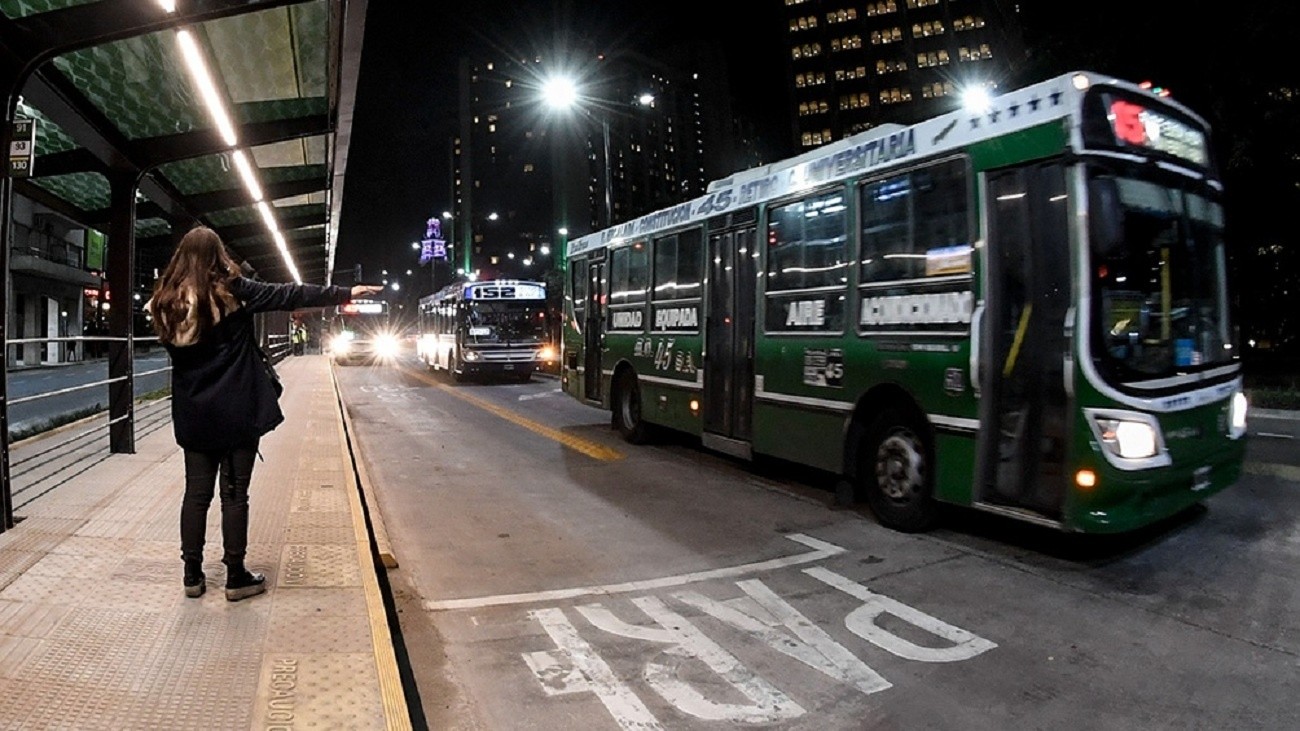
left=417, top=280, right=553, bottom=382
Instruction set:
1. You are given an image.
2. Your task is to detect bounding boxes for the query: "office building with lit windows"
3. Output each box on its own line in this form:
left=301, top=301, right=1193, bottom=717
left=783, top=0, right=1025, bottom=148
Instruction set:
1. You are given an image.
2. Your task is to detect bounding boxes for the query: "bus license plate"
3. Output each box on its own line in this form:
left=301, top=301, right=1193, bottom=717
left=504, top=364, right=514, bottom=370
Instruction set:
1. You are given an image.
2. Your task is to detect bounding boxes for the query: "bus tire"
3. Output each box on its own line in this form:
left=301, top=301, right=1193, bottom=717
left=452, top=354, right=466, bottom=382
left=612, top=373, right=651, bottom=444
left=860, top=408, right=938, bottom=532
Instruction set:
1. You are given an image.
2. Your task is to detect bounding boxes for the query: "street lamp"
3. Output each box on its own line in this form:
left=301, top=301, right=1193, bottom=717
left=541, top=76, right=655, bottom=230
left=542, top=75, right=613, bottom=229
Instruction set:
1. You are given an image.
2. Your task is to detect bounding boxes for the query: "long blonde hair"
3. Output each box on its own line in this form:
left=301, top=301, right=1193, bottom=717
left=150, top=226, right=241, bottom=346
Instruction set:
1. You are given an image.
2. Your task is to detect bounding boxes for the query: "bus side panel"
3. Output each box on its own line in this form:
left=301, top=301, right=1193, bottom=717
left=933, top=433, right=978, bottom=505
left=750, top=335, right=852, bottom=474
left=751, top=402, right=843, bottom=473
left=608, top=331, right=704, bottom=434
left=640, top=381, right=704, bottom=436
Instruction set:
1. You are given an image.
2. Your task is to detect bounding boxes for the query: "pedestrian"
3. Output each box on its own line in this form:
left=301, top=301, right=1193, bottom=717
left=148, top=226, right=381, bottom=601
left=294, top=322, right=308, bottom=355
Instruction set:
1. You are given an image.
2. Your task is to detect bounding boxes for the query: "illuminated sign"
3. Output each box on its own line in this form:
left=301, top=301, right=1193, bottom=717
left=1106, top=98, right=1209, bottom=167
left=340, top=300, right=386, bottom=314
left=420, top=217, right=447, bottom=264
left=465, top=282, right=545, bottom=300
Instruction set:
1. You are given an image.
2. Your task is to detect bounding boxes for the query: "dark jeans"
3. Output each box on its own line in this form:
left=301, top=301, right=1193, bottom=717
left=180, top=442, right=259, bottom=569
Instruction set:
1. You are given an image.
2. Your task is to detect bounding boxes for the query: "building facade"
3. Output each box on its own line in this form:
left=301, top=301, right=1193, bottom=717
left=7, top=193, right=99, bottom=367
left=783, top=0, right=1025, bottom=148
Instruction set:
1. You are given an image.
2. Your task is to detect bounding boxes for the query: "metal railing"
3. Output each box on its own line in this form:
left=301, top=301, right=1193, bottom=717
left=1, top=311, right=293, bottom=531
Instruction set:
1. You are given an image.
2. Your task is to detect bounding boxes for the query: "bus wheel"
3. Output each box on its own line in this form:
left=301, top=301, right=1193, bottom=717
left=452, top=355, right=466, bottom=382
left=613, top=373, right=651, bottom=444
left=861, top=409, right=937, bottom=532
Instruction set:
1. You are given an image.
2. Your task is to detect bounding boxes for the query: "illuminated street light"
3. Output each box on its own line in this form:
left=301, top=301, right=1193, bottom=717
left=411, top=241, right=419, bottom=250
left=391, top=282, right=401, bottom=291
left=539, top=78, right=652, bottom=229
left=487, top=212, right=499, bottom=221
left=962, top=85, right=992, bottom=114
left=539, top=245, right=550, bottom=256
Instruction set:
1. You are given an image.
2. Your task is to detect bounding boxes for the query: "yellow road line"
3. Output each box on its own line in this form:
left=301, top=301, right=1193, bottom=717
left=399, top=365, right=625, bottom=462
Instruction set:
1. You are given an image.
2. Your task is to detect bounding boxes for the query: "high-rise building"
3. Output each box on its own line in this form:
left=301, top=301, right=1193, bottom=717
left=452, top=44, right=736, bottom=280
left=783, top=0, right=1025, bottom=149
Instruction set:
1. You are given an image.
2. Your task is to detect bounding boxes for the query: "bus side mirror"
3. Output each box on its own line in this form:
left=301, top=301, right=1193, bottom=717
left=1089, top=176, right=1124, bottom=257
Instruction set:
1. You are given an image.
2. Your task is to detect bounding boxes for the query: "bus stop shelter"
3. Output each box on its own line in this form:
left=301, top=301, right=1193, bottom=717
left=0, top=0, right=368, bottom=533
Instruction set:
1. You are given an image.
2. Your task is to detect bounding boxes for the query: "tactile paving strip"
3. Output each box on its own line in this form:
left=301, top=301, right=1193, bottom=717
left=290, top=486, right=347, bottom=513
left=277, top=544, right=361, bottom=588
left=284, top=511, right=354, bottom=544
left=251, top=653, right=385, bottom=730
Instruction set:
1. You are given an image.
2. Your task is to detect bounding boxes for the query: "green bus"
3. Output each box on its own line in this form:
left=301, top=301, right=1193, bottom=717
left=560, top=71, right=1247, bottom=534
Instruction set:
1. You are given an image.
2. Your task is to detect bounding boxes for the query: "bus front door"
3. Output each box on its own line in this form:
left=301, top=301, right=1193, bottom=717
left=584, top=259, right=606, bottom=402
left=703, top=223, right=757, bottom=454
left=978, top=163, right=1071, bottom=519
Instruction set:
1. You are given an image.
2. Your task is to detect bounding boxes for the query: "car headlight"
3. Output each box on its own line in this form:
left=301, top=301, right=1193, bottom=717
left=1229, top=391, right=1248, bottom=439
left=375, top=334, right=399, bottom=358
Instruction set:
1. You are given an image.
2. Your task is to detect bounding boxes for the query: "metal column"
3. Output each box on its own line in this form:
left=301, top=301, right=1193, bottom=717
left=106, top=170, right=138, bottom=454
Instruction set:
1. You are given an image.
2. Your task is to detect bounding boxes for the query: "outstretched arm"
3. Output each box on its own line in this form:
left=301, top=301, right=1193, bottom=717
left=232, top=277, right=353, bottom=314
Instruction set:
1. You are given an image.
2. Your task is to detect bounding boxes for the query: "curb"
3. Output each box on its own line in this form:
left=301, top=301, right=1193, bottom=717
left=328, top=362, right=411, bottom=730
left=330, top=364, right=398, bottom=570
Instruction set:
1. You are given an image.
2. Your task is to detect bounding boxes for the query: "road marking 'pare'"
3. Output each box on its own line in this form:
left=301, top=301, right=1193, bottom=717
left=423, top=534, right=846, bottom=611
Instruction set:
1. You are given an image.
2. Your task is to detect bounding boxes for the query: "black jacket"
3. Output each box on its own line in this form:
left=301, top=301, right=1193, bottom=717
left=164, top=277, right=351, bottom=452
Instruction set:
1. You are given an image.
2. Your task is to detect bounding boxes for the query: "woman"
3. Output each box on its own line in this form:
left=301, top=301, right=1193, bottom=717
left=150, top=226, right=381, bottom=601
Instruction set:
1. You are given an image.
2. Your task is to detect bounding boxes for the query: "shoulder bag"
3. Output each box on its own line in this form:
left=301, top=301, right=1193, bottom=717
left=251, top=332, right=284, bottom=397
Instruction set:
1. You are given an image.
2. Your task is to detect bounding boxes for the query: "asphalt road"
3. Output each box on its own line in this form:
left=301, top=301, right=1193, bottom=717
left=7, top=352, right=173, bottom=438
left=335, top=354, right=1299, bottom=731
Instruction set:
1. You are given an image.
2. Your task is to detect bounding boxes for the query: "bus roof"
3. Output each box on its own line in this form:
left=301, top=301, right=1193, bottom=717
left=567, top=71, right=1212, bottom=259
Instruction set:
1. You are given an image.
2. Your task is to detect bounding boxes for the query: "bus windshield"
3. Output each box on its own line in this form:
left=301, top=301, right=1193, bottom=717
left=464, top=300, right=546, bottom=344
left=1091, top=167, right=1233, bottom=382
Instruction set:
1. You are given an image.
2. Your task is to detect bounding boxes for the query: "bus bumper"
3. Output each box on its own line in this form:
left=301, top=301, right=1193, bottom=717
left=1065, top=439, right=1246, bottom=534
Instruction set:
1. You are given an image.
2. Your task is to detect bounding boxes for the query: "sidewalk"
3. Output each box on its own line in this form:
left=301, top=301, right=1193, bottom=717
left=0, top=355, right=410, bottom=730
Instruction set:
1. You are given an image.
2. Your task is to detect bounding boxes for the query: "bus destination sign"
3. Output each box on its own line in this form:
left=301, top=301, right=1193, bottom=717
left=1107, top=99, right=1208, bottom=167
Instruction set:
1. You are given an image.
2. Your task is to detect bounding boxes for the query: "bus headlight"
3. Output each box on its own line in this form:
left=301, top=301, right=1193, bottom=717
left=1108, top=420, right=1158, bottom=459
left=538, top=345, right=556, bottom=362
left=375, top=334, right=400, bottom=359
left=1229, top=391, right=1248, bottom=439
left=463, top=349, right=481, bottom=361
left=330, top=336, right=351, bottom=354
left=1085, top=409, right=1169, bottom=469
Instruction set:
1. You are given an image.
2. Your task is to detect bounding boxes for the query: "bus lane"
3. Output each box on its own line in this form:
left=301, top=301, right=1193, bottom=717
left=333, top=358, right=1300, bottom=731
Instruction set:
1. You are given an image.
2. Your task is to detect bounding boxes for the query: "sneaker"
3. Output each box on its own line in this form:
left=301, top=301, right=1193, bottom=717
left=184, top=575, right=206, bottom=598
left=225, top=571, right=267, bottom=602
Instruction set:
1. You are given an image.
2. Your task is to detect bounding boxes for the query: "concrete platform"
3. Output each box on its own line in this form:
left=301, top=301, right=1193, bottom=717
left=0, top=355, right=410, bottom=730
